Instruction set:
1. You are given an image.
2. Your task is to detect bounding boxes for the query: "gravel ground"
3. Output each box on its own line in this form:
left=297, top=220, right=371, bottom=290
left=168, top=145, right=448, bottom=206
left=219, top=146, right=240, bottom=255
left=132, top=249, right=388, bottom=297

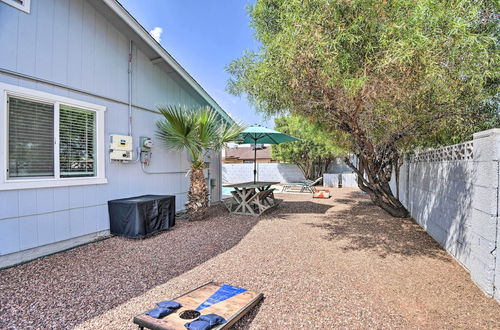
left=1, top=188, right=499, bottom=329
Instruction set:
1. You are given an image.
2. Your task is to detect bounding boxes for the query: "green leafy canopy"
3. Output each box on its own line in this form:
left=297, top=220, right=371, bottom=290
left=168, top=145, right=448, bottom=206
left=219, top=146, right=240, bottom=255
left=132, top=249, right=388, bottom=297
left=227, top=0, right=499, bottom=217
left=228, top=0, right=499, bottom=149
left=272, top=114, right=348, bottom=179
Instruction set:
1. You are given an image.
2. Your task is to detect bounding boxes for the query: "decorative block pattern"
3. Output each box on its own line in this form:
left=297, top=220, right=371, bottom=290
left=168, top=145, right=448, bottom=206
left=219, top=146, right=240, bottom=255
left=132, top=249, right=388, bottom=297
left=410, top=141, right=473, bottom=163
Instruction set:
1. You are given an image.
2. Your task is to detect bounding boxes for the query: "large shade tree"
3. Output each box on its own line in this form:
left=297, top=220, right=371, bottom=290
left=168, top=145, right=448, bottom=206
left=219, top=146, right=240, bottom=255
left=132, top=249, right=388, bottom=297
left=156, top=105, right=244, bottom=220
left=227, top=0, right=499, bottom=217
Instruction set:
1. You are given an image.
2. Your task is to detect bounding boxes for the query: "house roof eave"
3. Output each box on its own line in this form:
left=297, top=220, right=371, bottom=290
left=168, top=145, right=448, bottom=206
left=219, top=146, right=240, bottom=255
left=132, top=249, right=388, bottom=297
left=100, top=0, right=234, bottom=124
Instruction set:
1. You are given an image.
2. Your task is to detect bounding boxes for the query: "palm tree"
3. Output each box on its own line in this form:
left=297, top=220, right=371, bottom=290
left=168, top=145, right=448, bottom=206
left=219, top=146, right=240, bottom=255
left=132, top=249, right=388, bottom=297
left=156, top=105, right=243, bottom=220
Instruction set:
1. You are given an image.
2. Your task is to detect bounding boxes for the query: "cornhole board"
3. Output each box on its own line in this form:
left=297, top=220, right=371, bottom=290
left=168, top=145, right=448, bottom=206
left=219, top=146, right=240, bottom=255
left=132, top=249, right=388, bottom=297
left=133, top=282, right=263, bottom=330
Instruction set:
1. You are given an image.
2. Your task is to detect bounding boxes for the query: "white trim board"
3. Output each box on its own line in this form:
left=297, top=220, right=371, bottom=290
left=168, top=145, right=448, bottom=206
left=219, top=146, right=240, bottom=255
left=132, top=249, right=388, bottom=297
left=0, top=230, right=110, bottom=269
left=0, top=0, right=30, bottom=13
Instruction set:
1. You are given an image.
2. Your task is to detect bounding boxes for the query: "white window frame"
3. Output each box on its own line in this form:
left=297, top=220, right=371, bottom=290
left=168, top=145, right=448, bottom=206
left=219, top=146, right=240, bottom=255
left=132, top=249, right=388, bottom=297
left=0, top=0, right=30, bottom=13
left=0, top=83, right=107, bottom=190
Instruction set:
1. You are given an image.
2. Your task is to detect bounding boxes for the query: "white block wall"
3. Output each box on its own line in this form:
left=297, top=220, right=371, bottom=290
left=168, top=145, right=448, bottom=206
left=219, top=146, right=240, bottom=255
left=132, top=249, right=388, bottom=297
left=222, top=163, right=306, bottom=184
left=390, top=129, right=500, bottom=300
left=324, top=173, right=358, bottom=188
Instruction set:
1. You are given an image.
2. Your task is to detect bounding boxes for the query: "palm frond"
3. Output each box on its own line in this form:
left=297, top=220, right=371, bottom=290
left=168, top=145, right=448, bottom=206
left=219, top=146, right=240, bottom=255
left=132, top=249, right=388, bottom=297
left=156, top=104, right=244, bottom=163
left=156, top=105, right=202, bottom=160
left=197, top=106, right=220, bottom=147
left=211, top=120, right=245, bottom=152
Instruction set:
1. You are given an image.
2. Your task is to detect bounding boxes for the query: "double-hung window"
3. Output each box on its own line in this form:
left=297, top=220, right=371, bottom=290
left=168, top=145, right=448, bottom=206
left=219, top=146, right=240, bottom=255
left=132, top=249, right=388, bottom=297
left=1, top=83, right=106, bottom=190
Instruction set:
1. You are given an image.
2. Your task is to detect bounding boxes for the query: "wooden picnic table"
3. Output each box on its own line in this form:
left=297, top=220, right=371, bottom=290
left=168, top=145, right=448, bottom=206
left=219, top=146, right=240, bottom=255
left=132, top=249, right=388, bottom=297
left=224, top=181, right=278, bottom=190
left=223, top=181, right=280, bottom=216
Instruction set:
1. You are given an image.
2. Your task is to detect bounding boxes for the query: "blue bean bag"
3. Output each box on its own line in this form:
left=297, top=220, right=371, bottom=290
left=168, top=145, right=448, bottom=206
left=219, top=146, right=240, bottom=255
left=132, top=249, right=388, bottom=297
left=185, top=313, right=226, bottom=330
left=147, top=307, right=175, bottom=318
left=156, top=300, right=181, bottom=309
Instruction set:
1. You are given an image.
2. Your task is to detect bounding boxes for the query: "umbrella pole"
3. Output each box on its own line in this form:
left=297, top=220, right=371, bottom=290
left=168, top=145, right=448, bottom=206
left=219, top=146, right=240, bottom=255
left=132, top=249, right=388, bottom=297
left=253, top=139, right=257, bottom=183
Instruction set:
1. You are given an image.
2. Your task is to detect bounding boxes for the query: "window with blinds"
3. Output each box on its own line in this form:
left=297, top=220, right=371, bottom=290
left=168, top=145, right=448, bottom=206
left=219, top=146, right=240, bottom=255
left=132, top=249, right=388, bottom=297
left=6, top=94, right=100, bottom=181
left=59, top=105, right=96, bottom=178
left=8, top=97, right=54, bottom=178
left=2, top=83, right=105, bottom=189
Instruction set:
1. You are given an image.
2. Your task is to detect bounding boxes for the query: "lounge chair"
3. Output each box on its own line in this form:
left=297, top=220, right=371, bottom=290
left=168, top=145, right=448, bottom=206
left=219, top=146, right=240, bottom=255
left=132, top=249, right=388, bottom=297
left=282, top=177, right=323, bottom=193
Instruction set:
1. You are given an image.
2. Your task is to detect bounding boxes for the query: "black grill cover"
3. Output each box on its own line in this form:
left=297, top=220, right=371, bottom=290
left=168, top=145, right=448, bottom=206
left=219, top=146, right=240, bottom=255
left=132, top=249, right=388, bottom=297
left=108, top=195, right=176, bottom=238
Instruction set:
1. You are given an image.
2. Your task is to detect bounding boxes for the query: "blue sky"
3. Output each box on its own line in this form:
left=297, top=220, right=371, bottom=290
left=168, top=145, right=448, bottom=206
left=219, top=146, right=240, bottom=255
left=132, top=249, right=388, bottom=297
left=118, top=0, right=274, bottom=127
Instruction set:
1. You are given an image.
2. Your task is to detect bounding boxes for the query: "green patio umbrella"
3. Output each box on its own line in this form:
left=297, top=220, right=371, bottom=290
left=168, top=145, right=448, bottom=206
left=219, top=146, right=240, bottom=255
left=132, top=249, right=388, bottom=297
left=238, top=125, right=299, bottom=183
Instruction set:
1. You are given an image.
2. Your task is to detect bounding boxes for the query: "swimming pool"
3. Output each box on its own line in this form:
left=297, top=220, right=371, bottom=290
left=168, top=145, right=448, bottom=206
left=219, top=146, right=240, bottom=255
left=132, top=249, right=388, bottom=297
left=222, top=187, right=234, bottom=196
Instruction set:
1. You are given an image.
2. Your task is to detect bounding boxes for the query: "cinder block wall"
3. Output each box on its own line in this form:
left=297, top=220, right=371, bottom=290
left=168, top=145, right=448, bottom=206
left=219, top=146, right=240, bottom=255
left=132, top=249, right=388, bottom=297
left=222, top=163, right=306, bottom=184
left=391, top=129, right=499, bottom=300
left=324, top=173, right=358, bottom=188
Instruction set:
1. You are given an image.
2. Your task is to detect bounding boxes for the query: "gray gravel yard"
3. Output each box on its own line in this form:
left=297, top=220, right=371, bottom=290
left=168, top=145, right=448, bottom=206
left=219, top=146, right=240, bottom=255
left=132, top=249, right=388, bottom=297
left=1, top=188, right=499, bottom=329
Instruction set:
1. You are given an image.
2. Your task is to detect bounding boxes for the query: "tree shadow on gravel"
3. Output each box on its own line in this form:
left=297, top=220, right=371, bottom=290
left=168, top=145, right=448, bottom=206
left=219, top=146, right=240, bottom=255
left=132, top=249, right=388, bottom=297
left=264, top=200, right=333, bottom=220
left=306, top=192, right=449, bottom=260
left=0, top=204, right=261, bottom=329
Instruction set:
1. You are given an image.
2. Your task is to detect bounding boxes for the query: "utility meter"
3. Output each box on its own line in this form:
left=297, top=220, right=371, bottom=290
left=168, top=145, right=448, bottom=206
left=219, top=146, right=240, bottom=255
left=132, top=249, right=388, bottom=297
left=139, top=137, right=153, bottom=165
left=140, top=137, right=154, bottom=151
left=110, top=134, right=133, bottom=161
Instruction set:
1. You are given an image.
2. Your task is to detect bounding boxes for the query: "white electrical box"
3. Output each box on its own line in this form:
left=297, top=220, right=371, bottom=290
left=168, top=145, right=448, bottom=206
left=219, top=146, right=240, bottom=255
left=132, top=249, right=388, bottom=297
left=110, top=134, right=133, bottom=161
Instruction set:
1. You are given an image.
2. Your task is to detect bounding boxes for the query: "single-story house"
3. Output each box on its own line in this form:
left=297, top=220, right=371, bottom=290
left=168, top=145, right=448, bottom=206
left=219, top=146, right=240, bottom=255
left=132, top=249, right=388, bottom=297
left=223, top=145, right=275, bottom=164
left=0, top=0, right=231, bottom=268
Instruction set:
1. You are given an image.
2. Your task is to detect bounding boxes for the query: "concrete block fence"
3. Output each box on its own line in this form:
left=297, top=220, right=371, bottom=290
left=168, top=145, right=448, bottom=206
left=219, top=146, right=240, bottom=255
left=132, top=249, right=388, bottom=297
left=390, top=129, right=500, bottom=300
left=324, top=173, right=358, bottom=188
left=222, top=163, right=306, bottom=184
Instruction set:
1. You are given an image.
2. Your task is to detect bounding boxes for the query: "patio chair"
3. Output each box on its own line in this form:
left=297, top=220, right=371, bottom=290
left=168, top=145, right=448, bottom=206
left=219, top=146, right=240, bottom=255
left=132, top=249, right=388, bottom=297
left=282, top=177, right=323, bottom=193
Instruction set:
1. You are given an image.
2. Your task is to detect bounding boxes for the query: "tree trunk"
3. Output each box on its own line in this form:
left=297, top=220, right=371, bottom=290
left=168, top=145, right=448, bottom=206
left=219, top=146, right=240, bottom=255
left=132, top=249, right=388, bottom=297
left=394, top=153, right=401, bottom=199
left=303, top=160, right=314, bottom=180
left=344, top=154, right=409, bottom=218
left=186, top=166, right=209, bottom=220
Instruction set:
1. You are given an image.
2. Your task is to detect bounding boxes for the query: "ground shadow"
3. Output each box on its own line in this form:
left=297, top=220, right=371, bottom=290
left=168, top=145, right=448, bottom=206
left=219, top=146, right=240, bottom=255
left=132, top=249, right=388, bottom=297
left=231, top=297, right=265, bottom=329
left=0, top=204, right=261, bottom=329
left=263, top=200, right=333, bottom=220
left=307, top=191, right=450, bottom=260
left=403, top=160, right=474, bottom=263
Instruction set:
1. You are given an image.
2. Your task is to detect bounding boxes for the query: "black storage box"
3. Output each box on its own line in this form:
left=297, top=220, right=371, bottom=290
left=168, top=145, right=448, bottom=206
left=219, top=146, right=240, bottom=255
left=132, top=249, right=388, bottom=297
left=108, top=195, right=175, bottom=238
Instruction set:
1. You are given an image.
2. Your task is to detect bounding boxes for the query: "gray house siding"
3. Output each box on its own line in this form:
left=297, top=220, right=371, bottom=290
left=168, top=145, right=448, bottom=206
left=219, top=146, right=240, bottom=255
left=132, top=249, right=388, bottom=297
left=0, top=0, right=222, bottom=267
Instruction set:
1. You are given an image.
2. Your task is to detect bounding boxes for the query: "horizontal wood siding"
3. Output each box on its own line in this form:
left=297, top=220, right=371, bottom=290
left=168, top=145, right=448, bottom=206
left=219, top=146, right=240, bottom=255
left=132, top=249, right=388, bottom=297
left=0, top=0, right=206, bottom=110
left=0, top=0, right=219, bottom=261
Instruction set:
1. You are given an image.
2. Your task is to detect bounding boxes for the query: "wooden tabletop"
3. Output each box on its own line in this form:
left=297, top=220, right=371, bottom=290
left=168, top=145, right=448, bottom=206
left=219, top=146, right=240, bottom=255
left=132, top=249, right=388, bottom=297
left=223, top=181, right=279, bottom=189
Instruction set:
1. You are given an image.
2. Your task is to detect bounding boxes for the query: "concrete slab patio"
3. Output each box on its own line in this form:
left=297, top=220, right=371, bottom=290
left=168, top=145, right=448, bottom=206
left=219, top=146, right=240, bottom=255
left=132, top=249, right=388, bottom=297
left=1, top=188, right=499, bottom=329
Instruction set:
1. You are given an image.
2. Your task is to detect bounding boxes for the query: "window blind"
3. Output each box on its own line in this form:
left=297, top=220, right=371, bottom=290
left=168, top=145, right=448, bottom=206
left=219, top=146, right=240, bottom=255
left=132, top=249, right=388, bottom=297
left=59, top=105, right=96, bottom=178
left=8, top=97, right=54, bottom=178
